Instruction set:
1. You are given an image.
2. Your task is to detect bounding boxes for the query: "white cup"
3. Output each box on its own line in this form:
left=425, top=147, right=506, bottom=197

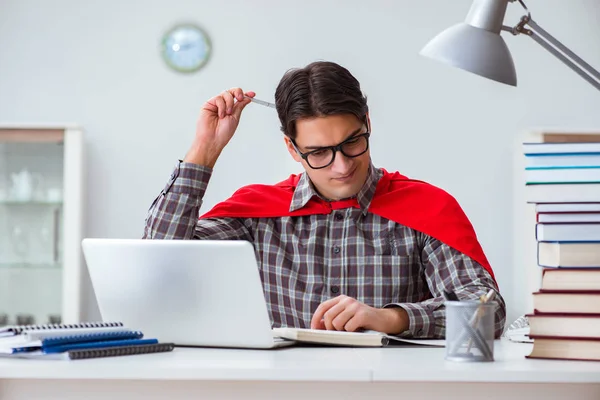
left=10, top=169, right=43, bottom=202
left=46, top=188, right=62, bottom=202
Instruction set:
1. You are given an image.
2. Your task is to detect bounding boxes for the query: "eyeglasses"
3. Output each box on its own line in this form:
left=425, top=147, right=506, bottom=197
left=291, top=132, right=371, bottom=170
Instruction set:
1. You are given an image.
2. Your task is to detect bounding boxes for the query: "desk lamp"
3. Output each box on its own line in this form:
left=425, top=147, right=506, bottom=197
left=420, top=0, right=600, bottom=90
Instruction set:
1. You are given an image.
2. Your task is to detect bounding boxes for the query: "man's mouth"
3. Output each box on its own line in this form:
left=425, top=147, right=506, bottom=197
left=333, top=168, right=356, bottom=182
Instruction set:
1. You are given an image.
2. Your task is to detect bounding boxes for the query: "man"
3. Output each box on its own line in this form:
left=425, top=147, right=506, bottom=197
left=143, top=61, right=506, bottom=339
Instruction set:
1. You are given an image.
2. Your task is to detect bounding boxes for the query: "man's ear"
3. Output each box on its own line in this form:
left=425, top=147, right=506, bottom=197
left=284, top=136, right=302, bottom=163
left=366, top=113, right=372, bottom=132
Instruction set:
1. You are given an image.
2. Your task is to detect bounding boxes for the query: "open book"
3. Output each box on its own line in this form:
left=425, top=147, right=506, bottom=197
left=272, top=328, right=445, bottom=348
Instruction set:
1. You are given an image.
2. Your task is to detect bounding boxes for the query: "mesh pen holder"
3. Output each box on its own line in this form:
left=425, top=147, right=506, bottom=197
left=445, top=300, right=496, bottom=362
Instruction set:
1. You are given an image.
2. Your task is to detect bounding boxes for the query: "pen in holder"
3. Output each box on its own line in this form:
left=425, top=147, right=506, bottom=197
left=444, top=290, right=496, bottom=362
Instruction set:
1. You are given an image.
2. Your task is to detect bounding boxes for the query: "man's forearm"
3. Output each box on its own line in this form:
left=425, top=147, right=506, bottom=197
left=378, top=307, right=410, bottom=335
left=183, top=140, right=220, bottom=168
left=384, top=301, right=441, bottom=338
left=143, top=162, right=212, bottom=239
left=385, top=287, right=506, bottom=339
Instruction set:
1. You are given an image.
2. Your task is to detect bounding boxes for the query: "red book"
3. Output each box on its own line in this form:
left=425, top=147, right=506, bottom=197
left=527, top=313, right=600, bottom=339
left=533, top=290, right=600, bottom=314
left=541, top=268, right=600, bottom=290
left=527, top=336, right=600, bottom=361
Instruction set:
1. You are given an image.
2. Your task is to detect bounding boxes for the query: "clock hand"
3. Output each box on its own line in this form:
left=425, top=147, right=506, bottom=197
left=173, top=43, right=195, bottom=51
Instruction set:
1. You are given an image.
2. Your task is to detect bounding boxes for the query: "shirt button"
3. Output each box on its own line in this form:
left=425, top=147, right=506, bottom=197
left=330, top=286, right=340, bottom=294
left=333, top=246, right=341, bottom=254
left=335, top=213, right=344, bottom=221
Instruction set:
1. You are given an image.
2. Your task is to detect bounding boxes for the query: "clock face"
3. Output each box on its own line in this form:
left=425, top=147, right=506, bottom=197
left=161, top=24, right=211, bottom=73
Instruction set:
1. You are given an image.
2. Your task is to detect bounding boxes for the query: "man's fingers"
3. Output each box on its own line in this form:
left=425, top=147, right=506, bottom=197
left=227, top=87, right=245, bottom=102
left=221, top=90, right=235, bottom=114
left=344, top=314, right=365, bottom=332
left=231, top=96, right=252, bottom=121
left=315, top=319, right=326, bottom=330
left=323, top=302, right=347, bottom=330
left=214, top=96, right=226, bottom=118
left=311, top=297, right=342, bottom=329
left=331, top=307, right=356, bottom=331
left=230, top=90, right=257, bottom=121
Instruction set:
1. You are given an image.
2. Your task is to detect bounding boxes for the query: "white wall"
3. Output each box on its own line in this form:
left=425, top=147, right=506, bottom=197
left=1, top=0, right=599, bottom=326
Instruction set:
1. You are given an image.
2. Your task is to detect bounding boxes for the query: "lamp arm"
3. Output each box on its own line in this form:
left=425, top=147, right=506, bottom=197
left=502, top=13, right=600, bottom=91
left=526, top=19, right=600, bottom=83
left=527, top=27, right=600, bottom=91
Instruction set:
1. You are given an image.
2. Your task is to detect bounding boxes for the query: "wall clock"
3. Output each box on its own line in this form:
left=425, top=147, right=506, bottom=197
left=161, top=24, right=211, bottom=73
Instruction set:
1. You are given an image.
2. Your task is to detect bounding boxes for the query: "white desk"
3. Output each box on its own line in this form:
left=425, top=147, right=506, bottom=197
left=1, top=340, right=599, bottom=400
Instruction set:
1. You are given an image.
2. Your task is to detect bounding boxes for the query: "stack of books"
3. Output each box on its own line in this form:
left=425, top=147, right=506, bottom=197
left=522, top=132, right=600, bottom=361
left=0, top=321, right=174, bottom=360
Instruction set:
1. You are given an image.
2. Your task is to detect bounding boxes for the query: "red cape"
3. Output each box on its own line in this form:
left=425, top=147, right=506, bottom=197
left=200, top=169, right=495, bottom=281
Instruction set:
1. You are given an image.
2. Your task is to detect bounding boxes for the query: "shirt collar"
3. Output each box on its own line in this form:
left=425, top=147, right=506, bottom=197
left=289, top=162, right=382, bottom=215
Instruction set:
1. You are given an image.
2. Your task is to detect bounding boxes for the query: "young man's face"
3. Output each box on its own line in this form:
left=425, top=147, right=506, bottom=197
left=285, top=114, right=371, bottom=201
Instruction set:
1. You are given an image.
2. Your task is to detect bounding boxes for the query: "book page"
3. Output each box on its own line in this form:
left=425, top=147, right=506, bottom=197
left=273, top=328, right=382, bottom=338
left=273, top=328, right=445, bottom=347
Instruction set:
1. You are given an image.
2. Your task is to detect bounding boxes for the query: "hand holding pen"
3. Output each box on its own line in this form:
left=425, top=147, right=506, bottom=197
left=183, top=88, right=275, bottom=168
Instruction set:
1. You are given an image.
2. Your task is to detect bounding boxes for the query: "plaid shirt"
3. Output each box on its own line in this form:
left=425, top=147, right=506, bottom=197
left=143, top=161, right=506, bottom=338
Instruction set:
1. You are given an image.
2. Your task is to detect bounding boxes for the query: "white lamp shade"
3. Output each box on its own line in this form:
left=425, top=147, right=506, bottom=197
left=420, top=23, right=517, bottom=87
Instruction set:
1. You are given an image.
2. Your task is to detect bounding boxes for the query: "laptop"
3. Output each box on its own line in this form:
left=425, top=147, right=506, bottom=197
left=81, top=238, right=294, bottom=349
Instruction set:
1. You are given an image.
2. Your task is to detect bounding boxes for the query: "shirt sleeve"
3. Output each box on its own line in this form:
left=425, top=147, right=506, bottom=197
left=384, top=233, right=507, bottom=339
left=143, top=161, right=252, bottom=241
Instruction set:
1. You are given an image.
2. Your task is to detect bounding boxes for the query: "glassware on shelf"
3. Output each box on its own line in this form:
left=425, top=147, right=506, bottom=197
left=48, top=314, right=62, bottom=325
left=10, top=225, right=30, bottom=265
left=46, top=187, right=62, bottom=203
left=9, top=169, right=44, bottom=202
left=15, top=313, right=35, bottom=326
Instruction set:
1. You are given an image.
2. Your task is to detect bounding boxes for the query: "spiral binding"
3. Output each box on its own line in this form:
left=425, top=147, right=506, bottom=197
left=3, top=321, right=124, bottom=335
left=67, top=342, right=175, bottom=360
left=502, top=314, right=530, bottom=339
left=41, top=331, right=143, bottom=347
left=507, top=314, right=529, bottom=330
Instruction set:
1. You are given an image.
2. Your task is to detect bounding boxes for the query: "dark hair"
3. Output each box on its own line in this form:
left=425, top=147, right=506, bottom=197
left=274, top=61, right=369, bottom=139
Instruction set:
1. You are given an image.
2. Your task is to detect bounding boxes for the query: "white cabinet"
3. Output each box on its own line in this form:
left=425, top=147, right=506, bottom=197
left=0, top=125, right=84, bottom=326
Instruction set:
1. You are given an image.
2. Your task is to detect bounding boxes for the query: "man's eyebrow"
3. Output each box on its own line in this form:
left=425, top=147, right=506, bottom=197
left=303, top=127, right=363, bottom=150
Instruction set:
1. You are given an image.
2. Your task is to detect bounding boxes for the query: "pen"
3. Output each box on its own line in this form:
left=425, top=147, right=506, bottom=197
left=466, top=289, right=496, bottom=353
left=244, top=95, right=276, bottom=109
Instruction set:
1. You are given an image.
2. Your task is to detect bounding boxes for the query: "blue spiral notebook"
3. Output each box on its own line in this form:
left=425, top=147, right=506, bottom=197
left=41, top=331, right=144, bottom=347
left=32, top=339, right=159, bottom=354
left=8, top=342, right=175, bottom=360
left=4, top=331, right=146, bottom=354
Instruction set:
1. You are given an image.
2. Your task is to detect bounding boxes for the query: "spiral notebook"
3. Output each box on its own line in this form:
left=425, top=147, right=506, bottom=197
left=1, top=331, right=146, bottom=354
left=9, top=342, right=175, bottom=360
left=0, top=321, right=129, bottom=342
left=0, top=321, right=124, bottom=336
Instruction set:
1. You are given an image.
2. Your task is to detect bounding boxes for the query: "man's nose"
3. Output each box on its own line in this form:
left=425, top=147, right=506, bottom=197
left=330, top=151, right=353, bottom=174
